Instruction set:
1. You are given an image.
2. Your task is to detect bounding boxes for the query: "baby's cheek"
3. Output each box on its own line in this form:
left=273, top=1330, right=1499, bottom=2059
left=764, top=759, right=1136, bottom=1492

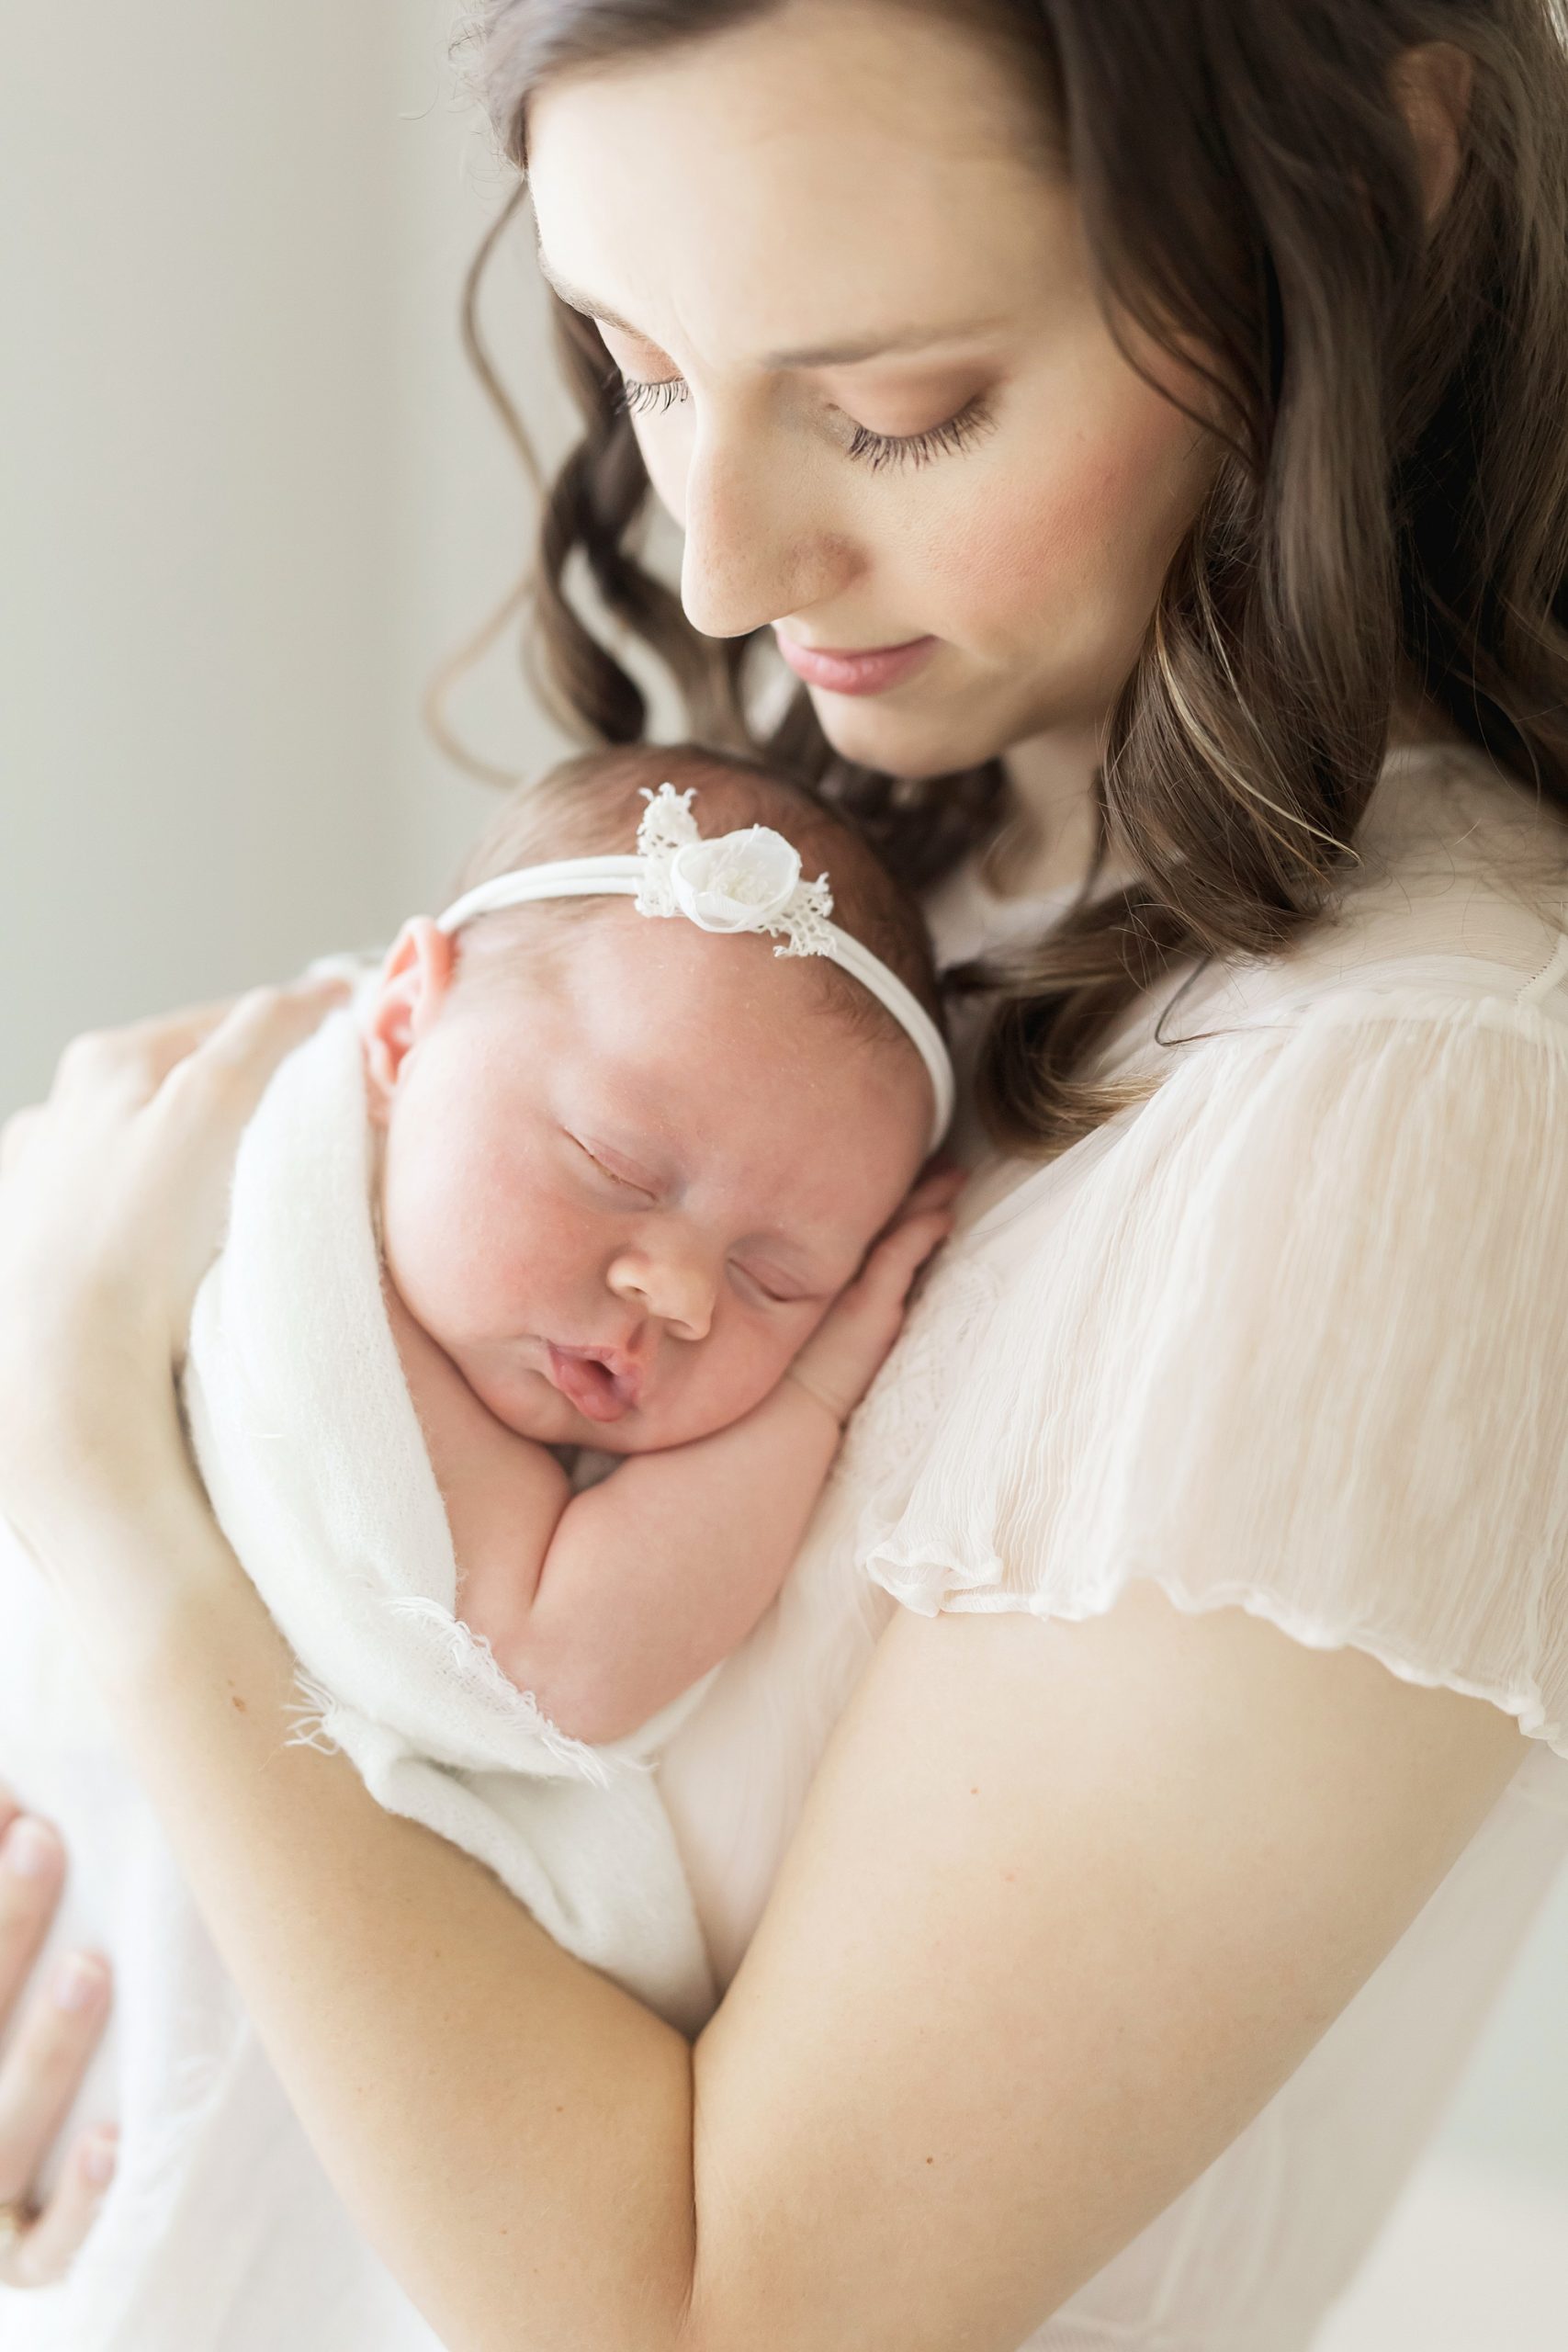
left=382, top=1150, right=523, bottom=1343
left=657, top=1316, right=803, bottom=1445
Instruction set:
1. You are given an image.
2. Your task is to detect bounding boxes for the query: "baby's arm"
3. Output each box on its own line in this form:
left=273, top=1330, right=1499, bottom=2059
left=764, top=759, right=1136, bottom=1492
left=479, top=1171, right=960, bottom=1745
left=382, top=1277, right=575, bottom=1618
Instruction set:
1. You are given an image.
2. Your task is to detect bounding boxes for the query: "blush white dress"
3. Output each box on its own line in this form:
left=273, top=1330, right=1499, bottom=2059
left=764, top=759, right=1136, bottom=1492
left=656, top=739, right=1568, bottom=2352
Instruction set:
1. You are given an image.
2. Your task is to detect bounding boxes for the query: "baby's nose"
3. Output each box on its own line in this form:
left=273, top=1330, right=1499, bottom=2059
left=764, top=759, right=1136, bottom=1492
left=607, top=1250, right=715, bottom=1343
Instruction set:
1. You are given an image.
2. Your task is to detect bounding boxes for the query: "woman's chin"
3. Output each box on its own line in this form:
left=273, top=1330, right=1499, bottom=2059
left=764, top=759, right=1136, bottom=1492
left=807, top=674, right=1017, bottom=782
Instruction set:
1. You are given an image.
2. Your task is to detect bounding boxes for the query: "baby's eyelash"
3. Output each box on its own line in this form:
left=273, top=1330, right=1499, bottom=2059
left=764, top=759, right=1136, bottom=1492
left=734, top=1264, right=811, bottom=1308
left=611, top=372, right=995, bottom=470
left=570, top=1135, right=656, bottom=1196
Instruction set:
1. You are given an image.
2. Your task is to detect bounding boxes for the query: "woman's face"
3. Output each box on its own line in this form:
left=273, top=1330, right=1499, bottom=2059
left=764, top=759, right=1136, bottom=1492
left=526, top=0, right=1221, bottom=782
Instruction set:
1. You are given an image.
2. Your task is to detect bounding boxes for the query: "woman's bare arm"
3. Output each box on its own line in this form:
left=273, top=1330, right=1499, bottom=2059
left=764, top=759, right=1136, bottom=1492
left=66, top=1479, right=1525, bottom=2352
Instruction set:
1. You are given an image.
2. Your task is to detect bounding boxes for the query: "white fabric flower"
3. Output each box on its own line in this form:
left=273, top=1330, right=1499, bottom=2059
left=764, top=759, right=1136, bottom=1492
left=669, top=826, right=804, bottom=933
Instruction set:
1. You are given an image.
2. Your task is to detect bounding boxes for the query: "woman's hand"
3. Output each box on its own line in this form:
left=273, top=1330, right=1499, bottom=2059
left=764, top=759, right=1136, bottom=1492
left=0, top=1797, right=116, bottom=2290
left=0, top=978, right=349, bottom=1590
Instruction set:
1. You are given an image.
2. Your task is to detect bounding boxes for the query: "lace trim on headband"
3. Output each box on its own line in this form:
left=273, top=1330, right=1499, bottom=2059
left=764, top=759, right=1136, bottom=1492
left=633, top=785, right=838, bottom=955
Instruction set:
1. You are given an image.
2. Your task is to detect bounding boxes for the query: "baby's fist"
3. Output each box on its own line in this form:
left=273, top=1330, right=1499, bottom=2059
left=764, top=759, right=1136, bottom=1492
left=786, top=1164, right=965, bottom=1425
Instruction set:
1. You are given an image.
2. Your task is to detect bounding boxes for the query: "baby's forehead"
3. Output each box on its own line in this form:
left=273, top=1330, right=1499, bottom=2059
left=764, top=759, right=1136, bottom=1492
left=461, top=899, right=926, bottom=1194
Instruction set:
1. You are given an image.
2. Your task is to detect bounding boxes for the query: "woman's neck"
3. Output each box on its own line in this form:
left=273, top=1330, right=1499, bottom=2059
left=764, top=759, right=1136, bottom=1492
left=991, top=695, right=1462, bottom=905
left=987, top=722, right=1105, bottom=902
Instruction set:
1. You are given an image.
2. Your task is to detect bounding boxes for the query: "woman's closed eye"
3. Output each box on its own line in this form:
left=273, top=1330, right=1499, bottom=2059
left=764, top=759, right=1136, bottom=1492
left=613, top=371, right=997, bottom=473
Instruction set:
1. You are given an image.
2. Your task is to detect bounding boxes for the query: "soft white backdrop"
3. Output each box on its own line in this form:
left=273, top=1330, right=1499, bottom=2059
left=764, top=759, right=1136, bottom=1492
left=1, top=5, right=1563, bottom=2338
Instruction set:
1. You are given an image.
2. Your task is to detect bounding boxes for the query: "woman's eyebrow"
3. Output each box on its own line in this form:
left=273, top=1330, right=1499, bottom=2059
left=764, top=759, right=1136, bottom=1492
left=534, top=248, right=1003, bottom=369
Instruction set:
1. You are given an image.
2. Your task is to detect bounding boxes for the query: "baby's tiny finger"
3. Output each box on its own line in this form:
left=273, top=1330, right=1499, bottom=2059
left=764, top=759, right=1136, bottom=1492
left=6, top=2127, right=117, bottom=2288
left=904, top=1164, right=969, bottom=1216
left=865, top=1209, right=955, bottom=1302
left=901, top=1208, right=957, bottom=1271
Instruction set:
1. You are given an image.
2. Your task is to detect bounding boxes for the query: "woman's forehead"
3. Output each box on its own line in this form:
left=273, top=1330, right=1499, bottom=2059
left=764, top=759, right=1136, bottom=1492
left=525, top=1, right=1065, bottom=359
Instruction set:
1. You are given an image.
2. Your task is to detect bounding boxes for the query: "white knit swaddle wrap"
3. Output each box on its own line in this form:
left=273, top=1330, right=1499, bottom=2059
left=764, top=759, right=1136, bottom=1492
left=183, top=1003, right=716, bottom=2032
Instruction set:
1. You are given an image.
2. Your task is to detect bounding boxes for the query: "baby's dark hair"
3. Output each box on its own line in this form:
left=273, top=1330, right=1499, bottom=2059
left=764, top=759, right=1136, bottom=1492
left=446, top=741, right=945, bottom=1047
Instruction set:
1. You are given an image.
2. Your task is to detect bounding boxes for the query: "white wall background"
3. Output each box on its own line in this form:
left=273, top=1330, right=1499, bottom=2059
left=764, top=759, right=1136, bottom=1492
left=1, top=4, right=1563, bottom=2336
left=0, top=0, right=572, bottom=1112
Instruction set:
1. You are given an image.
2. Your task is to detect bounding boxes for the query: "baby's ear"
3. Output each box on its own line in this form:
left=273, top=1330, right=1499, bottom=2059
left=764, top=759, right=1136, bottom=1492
left=362, top=918, right=457, bottom=1122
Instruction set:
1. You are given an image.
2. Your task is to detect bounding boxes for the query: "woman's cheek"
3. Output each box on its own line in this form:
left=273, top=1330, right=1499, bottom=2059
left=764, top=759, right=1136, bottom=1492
left=632, top=419, right=691, bottom=528
left=925, top=468, right=1110, bottom=639
left=917, top=417, right=1207, bottom=654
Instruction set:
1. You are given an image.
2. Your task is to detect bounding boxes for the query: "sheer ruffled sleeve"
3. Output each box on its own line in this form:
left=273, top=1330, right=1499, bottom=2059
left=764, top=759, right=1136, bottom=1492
left=861, top=989, right=1568, bottom=1754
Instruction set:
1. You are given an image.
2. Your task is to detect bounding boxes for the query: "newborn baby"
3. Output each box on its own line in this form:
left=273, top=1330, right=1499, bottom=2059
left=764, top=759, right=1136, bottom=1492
left=365, top=741, right=957, bottom=1745
left=0, top=741, right=960, bottom=2352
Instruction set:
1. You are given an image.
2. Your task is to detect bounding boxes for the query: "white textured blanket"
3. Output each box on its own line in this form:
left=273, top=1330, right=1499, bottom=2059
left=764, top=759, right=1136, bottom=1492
left=0, top=1006, right=716, bottom=2350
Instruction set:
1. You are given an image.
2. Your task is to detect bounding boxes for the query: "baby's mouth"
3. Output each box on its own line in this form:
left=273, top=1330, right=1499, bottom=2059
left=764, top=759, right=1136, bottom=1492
left=544, top=1343, right=643, bottom=1424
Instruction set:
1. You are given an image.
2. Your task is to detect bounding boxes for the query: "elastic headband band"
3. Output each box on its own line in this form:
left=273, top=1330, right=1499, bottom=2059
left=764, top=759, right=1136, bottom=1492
left=435, top=784, right=954, bottom=1150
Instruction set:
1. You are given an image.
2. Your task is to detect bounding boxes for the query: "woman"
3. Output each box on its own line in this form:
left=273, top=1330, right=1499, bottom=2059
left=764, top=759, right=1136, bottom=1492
left=3, top=0, right=1567, bottom=2344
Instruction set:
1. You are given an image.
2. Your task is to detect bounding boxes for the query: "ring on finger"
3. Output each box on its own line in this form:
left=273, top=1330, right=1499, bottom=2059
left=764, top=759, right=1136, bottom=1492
left=0, top=2197, right=33, bottom=2254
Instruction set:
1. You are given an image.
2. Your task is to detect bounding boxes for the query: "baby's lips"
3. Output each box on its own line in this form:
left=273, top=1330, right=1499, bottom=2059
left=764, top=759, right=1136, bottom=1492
left=545, top=1342, right=642, bottom=1424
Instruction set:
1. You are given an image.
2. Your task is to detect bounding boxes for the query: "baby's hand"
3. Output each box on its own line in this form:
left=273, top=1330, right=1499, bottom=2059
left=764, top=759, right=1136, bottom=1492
left=785, top=1163, right=967, bottom=1427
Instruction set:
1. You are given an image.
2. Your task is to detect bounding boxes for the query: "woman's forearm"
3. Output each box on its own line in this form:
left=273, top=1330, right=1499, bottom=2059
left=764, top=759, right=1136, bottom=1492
left=83, top=1485, right=699, bottom=2352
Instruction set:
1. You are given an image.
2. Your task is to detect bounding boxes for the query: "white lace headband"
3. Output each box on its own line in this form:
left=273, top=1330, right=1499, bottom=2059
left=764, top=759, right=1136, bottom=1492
left=435, top=783, right=954, bottom=1150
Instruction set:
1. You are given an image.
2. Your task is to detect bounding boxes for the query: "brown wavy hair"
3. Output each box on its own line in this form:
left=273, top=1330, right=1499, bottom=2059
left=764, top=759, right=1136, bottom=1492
left=451, top=0, right=1568, bottom=1155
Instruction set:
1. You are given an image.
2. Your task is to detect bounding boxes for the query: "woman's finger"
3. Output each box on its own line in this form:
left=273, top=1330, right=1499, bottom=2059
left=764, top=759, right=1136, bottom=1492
left=45, top=978, right=345, bottom=1120
left=105, top=997, right=251, bottom=1092
left=155, top=976, right=354, bottom=1127
left=0, top=1108, right=43, bottom=1178
left=46, top=996, right=252, bottom=1113
left=2, top=2123, right=118, bottom=2289
left=0, top=1816, right=65, bottom=2026
left=0, top=1951, right=113, bottom=2209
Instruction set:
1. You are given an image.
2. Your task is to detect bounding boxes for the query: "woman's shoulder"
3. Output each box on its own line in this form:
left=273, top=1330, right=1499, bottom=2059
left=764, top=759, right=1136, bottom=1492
left=931, top=735, right=1568, bottom=1295
left=851, top=741, right=1568, bottom=1766
left=863, top=757, right=1568, bottom=1749
left=983, top=738, right=1568, bottom=1209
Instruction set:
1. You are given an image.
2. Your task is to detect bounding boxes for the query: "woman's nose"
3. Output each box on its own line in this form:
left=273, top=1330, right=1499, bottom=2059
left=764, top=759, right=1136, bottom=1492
left=676, top=424, right=863, bottom=640
left=606, top=1247, right=716, bottom=1343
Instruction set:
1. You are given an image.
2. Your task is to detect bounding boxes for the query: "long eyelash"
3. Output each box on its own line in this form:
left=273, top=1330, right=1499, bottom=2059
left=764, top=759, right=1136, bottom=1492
left=612, top=368, right=995, bottom=469
left=845, top=394, right=996, bottom=472
left=613, top=373, right=691, bottom=418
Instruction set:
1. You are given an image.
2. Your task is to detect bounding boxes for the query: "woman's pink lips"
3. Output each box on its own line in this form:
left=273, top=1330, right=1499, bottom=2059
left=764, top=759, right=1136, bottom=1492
left=773, top=629, right=938, bottom=696
left=545, top=1343, right=641, bottom=1425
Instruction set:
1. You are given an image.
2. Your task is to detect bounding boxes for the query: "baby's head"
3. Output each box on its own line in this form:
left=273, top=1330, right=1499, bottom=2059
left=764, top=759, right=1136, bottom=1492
left=363, top=744, right=945, bottom=1454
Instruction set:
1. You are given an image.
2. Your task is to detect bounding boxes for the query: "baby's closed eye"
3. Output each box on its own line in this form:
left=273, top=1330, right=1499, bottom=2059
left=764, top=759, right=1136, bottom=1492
left=729, top=1259, right=820, bottom=1308
left=565, top=1132, right=661, bottom=1202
